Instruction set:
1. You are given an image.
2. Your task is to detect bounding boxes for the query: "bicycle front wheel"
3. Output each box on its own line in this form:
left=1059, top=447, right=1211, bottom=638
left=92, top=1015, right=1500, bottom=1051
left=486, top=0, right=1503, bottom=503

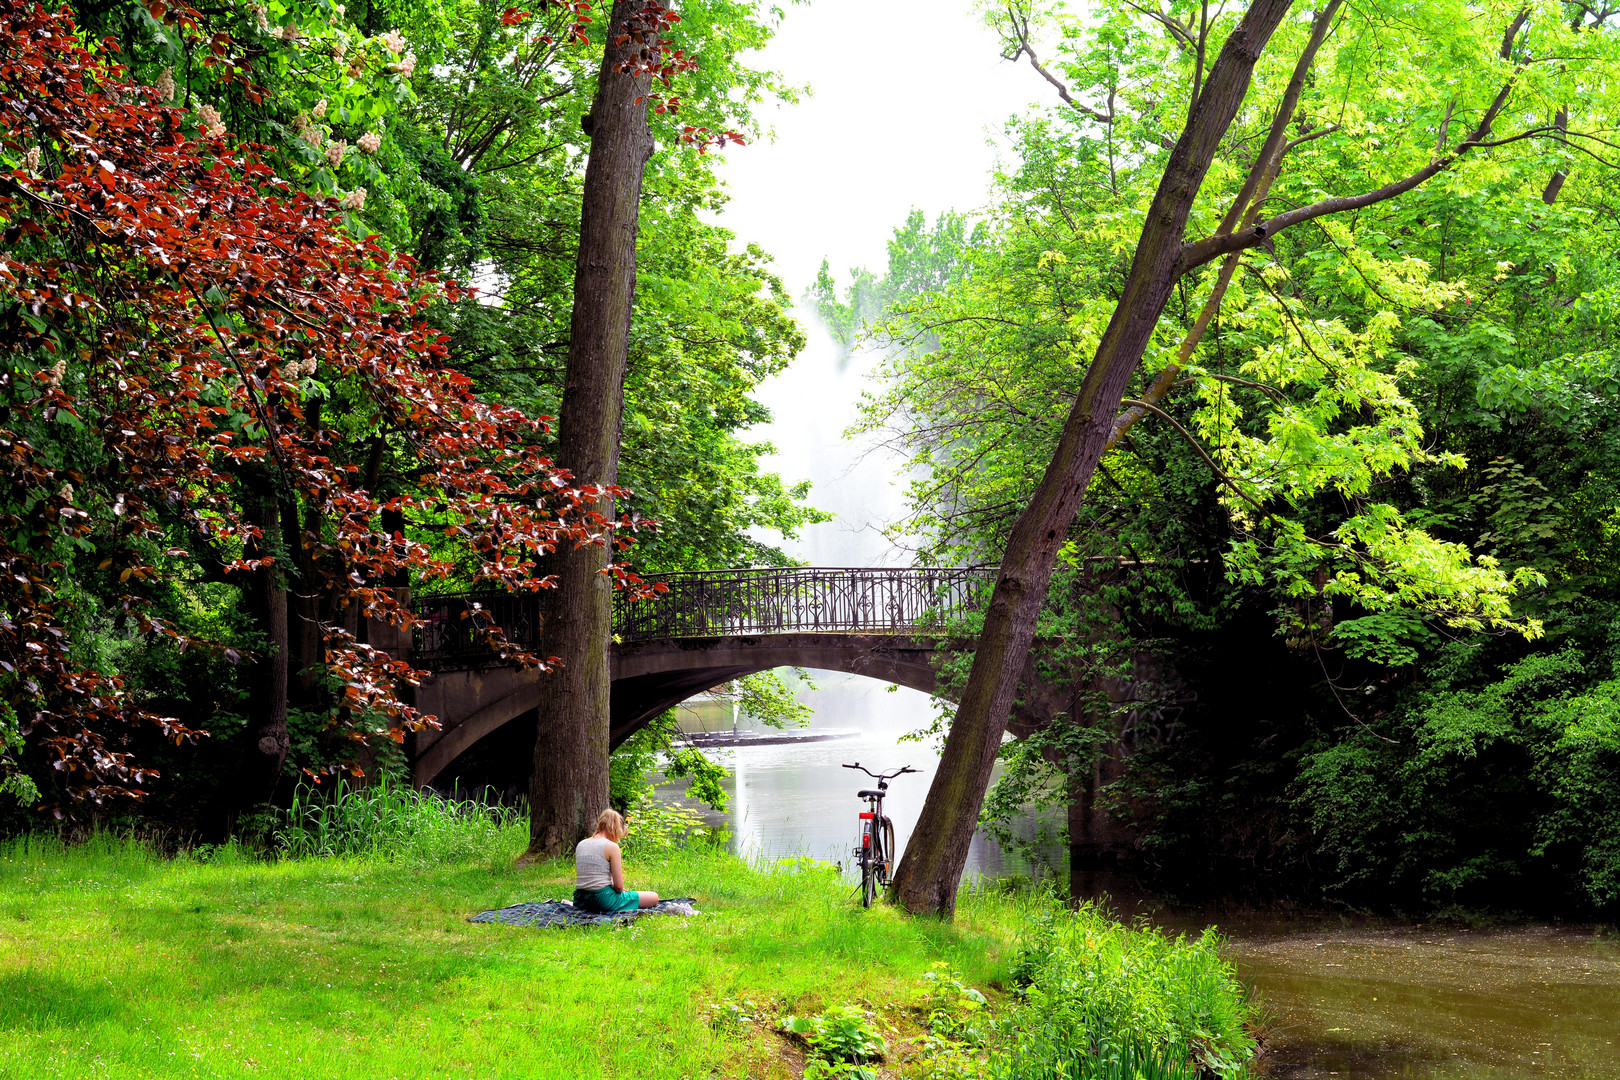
left=879, top=818, right=896, bottom=885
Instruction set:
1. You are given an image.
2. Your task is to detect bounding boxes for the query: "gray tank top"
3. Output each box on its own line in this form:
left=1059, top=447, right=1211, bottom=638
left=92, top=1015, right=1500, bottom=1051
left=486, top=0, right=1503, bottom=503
left=575, top=836, right=613, bottom=891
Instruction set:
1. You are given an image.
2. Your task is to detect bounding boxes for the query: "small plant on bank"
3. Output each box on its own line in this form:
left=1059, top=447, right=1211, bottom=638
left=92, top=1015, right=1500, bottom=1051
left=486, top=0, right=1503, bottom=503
left=703, top=997, right=763, bottom=1031
left=920, top=966, right=991, bottom=1045
left=913, top=967, right=997, bottom=1079
left=619, top=794, right=709, bottom=855
left=783, top=1003, right=887, bottom=1080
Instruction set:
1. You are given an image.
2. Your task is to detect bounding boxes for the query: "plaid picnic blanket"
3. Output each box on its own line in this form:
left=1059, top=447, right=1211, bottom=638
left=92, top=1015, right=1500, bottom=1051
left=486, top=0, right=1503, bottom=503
left=468, top=898, right=699, bottom=928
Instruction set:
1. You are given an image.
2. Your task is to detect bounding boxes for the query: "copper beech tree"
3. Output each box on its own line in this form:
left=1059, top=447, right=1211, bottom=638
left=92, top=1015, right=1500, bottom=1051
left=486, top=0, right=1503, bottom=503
left=0, top=0, right=650, bottom=812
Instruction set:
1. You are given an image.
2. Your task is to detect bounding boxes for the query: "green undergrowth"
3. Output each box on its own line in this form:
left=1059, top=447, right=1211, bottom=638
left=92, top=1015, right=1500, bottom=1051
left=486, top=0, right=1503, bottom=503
left=0, top=807, right=1256, bottom=1079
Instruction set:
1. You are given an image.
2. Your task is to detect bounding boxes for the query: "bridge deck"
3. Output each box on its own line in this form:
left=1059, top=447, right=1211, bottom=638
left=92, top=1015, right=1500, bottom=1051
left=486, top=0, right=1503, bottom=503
left=411, top=566, right=995, bottom=667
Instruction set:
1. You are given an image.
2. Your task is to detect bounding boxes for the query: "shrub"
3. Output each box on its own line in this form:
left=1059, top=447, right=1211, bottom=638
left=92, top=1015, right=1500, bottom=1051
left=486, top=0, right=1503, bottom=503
left=784, top=1003, right=887, bottom=1080
left=998, top=903, right=1255, bottom=1078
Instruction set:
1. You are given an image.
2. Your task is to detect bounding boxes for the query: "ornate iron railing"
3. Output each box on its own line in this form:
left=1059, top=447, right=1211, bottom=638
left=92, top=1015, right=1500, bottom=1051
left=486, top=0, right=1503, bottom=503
left=613, top=566, right=996, bottom=640
left=411, top=566, right=995, bottom=665
left=412, top=590, right=545, bottom=667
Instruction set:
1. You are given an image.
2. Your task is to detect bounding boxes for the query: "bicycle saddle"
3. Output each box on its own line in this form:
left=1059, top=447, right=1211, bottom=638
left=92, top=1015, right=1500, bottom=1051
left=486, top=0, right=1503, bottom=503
left=857, top=789, right=884, bottom=799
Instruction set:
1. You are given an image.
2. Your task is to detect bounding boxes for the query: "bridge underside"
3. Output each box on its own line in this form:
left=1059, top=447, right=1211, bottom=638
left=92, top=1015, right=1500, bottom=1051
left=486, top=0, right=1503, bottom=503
left=411, top=633, right=955, bottom=790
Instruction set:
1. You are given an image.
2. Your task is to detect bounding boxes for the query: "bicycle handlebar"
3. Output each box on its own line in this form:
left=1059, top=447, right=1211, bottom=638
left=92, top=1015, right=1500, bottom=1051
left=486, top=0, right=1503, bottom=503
left=841, top=762, right=919, bottom=780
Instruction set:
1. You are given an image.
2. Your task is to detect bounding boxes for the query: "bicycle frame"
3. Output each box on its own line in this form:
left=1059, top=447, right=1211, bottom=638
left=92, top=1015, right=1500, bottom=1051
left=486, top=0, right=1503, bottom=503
left=843, top=762, right=916, bottom=908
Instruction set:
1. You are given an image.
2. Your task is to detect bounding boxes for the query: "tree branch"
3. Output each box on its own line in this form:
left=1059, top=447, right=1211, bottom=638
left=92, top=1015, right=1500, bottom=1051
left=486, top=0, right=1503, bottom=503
left=1002, top=6, right=1115, bottom=123
left=1109, top=0, right=1342, bottom=449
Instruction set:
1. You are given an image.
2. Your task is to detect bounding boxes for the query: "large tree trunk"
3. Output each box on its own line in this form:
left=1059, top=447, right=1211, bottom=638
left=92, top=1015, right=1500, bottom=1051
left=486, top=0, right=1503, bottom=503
left=236, top=476, right=290, bottom=808
left=525, top=1, right=655, bottom=858
left=889, top=0, right=1298, bottom=916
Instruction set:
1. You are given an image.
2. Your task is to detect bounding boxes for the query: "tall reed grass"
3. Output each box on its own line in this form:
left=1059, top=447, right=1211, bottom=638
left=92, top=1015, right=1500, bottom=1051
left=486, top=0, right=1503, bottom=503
left=994, top=901, right=1256, bottom=1079
left=276, top=780, right=526, bottom=862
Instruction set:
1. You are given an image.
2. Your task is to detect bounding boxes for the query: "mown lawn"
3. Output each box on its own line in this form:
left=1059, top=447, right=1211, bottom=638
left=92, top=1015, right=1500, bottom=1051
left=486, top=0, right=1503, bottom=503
left=0, top=835, right=1031, bottom=1079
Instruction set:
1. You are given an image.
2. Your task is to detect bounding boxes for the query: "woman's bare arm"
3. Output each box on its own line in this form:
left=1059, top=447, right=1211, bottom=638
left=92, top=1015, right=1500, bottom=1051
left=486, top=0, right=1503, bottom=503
left=607, top=841, right=625, bottom=891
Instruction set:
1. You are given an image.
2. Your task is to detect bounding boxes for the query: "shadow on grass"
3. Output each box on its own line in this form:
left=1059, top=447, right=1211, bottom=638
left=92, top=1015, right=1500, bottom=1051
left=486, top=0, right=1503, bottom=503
left=0, top=969, right=131, bottom=1029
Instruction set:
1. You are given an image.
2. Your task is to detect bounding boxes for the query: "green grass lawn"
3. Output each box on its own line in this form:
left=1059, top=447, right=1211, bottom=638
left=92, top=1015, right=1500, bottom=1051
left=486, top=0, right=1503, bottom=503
left=0, top=834, right=1031, bottom=1079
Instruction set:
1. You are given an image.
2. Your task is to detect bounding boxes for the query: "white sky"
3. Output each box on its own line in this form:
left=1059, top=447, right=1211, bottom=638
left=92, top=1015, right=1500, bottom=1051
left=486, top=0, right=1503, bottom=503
left=709, top=0, right=1049, bottom=565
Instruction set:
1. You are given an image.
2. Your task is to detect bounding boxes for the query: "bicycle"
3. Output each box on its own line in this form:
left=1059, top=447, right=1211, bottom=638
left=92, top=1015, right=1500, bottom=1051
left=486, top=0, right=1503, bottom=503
left=842, top=762, right=918, bottom=908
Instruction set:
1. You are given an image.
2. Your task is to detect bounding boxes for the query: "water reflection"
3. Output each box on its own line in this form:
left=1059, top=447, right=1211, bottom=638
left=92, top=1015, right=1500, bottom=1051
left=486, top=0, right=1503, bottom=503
left=1227, top=923, right=1620, bottom=1079
left=1099, top=884, right=1620, bottom=1080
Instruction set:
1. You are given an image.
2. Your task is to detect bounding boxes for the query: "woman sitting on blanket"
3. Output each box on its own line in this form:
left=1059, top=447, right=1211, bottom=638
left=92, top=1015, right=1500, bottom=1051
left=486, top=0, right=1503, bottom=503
left=573, top=809, right=660, bottom=912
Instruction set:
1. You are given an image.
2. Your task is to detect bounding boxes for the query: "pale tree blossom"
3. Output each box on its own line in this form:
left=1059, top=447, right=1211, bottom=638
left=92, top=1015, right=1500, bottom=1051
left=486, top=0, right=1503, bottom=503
left=381, top=29, right=405, bottom=55
left=390, top=52, right=417, bottom=77
left=155, top=66, right=175, bottom=103
left=340, top=187, right=366, bottom=211
left=196, top=104, right=226, bottom=138
left=324, top=139, right=347, bottom=169
left=357, top=131, right=381, bottom=154
left=313, top=99, right=327, bottom=120
left=277, top=23, right=302, bottom=43
left=247, top=2, right=269, bottom=33
left=22, top=145, right=40, bottom=174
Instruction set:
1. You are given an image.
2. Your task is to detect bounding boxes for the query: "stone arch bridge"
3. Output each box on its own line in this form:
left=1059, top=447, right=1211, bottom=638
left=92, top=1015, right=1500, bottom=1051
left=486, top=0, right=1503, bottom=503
left=404, top=567, right=1006, bottom=789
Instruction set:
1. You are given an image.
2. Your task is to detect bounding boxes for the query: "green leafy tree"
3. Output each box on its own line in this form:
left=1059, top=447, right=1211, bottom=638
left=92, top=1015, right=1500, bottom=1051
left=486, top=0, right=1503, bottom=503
left=828, top=0, right=1620, bottom=914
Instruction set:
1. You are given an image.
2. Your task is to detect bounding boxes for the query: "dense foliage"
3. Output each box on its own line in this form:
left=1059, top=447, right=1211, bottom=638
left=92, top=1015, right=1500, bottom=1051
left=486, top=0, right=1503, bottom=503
left=0, top=0, right=818, bottom=829
left=0, top=0, right=644, bottom=817
left=824, top=0, right=1620, bottom=914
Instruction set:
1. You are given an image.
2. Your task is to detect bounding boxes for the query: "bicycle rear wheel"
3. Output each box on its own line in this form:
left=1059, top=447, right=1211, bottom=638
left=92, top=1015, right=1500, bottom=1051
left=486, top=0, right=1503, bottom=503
left=879, top=817, right=896, bottom=885
left=860, top=854, right=877, bottom=908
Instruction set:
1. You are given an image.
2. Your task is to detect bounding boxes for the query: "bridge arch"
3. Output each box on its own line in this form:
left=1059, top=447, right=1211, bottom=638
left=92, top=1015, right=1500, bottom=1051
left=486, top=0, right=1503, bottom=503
left=408, top=568, right=996, bottom=789
left=410, top=632, right=957, bottom=788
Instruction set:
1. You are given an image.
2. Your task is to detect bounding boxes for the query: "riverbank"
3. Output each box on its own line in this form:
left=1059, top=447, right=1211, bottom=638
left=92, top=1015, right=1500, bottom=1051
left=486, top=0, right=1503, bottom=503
left=0, top=825, right=1254, bottom=1079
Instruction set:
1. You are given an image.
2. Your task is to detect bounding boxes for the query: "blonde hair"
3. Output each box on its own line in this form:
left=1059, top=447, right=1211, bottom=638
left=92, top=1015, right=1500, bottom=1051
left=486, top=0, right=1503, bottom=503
left=594, top=808, right=627, bottom=841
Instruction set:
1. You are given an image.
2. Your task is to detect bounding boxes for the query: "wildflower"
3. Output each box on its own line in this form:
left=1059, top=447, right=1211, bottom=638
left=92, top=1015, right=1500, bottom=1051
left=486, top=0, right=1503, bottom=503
left=155, top=66, right=175, bottom=103
left=248, top=2, right=269, bottom=32
left=381, top=28, right=405, bottom=55
left=340, top=187, right=366, bottom=211
left=324, top=139, right=347, bottom=169
left=196, top=104, right=226, bottom=139
left=313, top=99, right=327, bottom=120
left=357, top=130, right=381, bottom=154
left=390, top=52, right=417, bottom=77
left=22, top=145, right=41, bottom=174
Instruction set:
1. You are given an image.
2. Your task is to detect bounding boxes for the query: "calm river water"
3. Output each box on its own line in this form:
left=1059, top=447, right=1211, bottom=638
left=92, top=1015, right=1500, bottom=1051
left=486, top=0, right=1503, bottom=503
left=654, top=671, right=1620, bottom=1080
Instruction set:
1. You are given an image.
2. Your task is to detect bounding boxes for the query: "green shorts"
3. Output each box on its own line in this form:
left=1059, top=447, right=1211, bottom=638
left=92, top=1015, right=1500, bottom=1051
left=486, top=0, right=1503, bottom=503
left=573, top=885, right=640, bottom=913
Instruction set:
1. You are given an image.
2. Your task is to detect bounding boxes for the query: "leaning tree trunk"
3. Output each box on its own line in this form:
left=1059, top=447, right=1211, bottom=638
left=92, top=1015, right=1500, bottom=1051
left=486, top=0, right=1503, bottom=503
left=525, top=2, right=655, bottom=859
left=889, top=0, right=1298, bottom=916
